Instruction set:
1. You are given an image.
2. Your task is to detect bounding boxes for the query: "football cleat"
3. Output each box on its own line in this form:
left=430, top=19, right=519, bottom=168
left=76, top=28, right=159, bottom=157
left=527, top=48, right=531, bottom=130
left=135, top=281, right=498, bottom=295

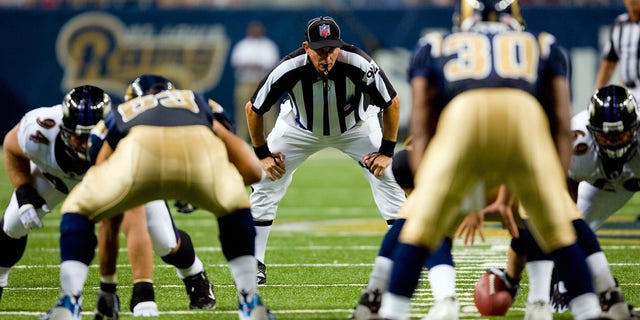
left=238, top=292, right=276, bottom=320
left=93, top=289, right=120, bottom=320
left=549, top=277, right=569, bottom=313
left=423, top=296, right=459, bottom=320
left=38, top=294, right=82, bottom=320
left=0, top=286, right=3, bottom=303
left=183, top=271, right=216, bottom=309
left=132, top=301, right=159, bottom=317
left=524, top=300, right=552, bottom=320
left=600, top=284, right=637, bottom=320
left=257, top=260, right=267, bottom=285
left=350, top=288, right=382, bottom=320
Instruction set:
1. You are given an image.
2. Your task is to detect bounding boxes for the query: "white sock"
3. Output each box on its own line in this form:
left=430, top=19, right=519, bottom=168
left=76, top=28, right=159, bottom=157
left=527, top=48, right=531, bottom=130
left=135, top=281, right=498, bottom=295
left=367, top=256, right=392, bottom=292
left=586, top=252, right=616, bottom=293
left=228, top=255, right=257, bottom=299
left=525, top=260, right=554, bottom=303
left=60, top=260, right=88, bottom=297
left=428, top=264, right=456, bottom=301
left=379, top=292, right=411, bottom=320
left=0, top=267, right=11, bottom=287
left=255, top=226, right=271, bottom=263
left=176, top=256, right=204, bottom=279
left=570, top=292, right=601, bottom=320
left=99, top=274, right=117, bottom=284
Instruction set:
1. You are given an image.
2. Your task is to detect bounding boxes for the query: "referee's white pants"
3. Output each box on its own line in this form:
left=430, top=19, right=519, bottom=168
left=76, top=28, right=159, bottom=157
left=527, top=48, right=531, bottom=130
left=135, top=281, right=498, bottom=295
left=249, top=112, right=406, bottom=222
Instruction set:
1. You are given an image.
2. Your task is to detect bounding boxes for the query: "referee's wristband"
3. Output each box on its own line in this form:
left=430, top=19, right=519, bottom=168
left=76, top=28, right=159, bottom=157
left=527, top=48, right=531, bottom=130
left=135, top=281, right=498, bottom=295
left=378, top=139, right=396, bottom=157
left=253, top=143, right=272, bottom=159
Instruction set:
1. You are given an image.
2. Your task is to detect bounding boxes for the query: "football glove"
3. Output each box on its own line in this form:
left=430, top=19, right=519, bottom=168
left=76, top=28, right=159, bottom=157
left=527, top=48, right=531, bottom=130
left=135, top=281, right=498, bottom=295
left=15, top=184, right=50, bottom=232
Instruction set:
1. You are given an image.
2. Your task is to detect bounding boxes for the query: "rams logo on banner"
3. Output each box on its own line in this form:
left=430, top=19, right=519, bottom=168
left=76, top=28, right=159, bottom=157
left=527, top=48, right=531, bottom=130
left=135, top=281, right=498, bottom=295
left=56, top=12, right=230, bottom=99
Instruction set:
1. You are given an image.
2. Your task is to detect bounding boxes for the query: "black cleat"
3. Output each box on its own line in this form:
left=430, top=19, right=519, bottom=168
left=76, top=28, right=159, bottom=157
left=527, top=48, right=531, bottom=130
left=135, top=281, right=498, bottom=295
left=350, top=288, right=382, bottom=320
left=257, top=260, right=267, bottom=285
left=93, top=289, right=120, bottom=320
left=183, top=271, right=216, bottom=309
left=600, top=283, right=637, bottom=320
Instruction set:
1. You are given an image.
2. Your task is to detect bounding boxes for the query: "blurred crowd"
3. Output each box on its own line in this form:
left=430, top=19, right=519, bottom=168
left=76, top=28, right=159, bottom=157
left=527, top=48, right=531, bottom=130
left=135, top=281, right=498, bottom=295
left=0, top=0, right=625, bottom=8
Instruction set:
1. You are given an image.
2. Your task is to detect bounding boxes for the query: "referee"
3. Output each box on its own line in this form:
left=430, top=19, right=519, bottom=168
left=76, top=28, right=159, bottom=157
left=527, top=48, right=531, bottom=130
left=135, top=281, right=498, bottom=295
left=244, top=16, right=406, bottom=284
left=595, top=0, right=640, bottom=99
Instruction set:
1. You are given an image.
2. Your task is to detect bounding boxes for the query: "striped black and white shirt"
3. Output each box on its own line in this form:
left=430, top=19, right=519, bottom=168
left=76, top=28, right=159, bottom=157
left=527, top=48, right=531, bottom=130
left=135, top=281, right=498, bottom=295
left=603, top=13, right=640, bottom=87
left=250, top=45, right=397, bottom=136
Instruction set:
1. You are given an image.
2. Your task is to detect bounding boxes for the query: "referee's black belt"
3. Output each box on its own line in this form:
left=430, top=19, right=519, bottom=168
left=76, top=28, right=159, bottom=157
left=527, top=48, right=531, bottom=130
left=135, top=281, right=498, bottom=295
left=625, top=81, right=638, bottom=89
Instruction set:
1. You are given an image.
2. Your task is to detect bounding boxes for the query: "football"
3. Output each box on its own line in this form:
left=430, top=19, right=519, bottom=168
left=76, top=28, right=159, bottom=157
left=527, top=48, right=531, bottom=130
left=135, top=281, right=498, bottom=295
left=473, top=271, right=514, bottom=316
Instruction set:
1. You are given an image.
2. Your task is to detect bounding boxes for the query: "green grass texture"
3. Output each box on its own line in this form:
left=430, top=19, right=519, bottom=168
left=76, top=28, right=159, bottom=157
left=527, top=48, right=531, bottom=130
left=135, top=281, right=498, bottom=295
left=0, top=149, right=638, bottom=319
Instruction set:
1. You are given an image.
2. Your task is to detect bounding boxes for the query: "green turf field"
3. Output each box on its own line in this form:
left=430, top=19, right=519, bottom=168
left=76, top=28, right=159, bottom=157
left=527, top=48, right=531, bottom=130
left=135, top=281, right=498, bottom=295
left=0, top=149, right=638, bottom=319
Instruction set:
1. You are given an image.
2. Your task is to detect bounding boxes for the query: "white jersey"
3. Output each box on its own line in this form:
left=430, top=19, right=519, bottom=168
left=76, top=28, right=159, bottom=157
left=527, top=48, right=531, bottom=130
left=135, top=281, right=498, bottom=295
left=568, top=109, right=640, bottom=229
left=4, top=105, right=180, bottom=257
left=17, top=105, right=86, bottom=193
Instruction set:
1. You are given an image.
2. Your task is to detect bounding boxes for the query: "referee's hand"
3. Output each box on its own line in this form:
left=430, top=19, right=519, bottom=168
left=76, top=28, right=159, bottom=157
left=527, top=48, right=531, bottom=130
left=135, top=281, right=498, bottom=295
left=361, top=152, right=391, bottom=177
left=261, top=152, right=286, bottom=181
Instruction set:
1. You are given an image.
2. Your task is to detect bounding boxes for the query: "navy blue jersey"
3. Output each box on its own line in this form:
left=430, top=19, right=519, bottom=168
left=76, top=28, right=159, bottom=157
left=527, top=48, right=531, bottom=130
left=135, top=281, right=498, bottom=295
left=88, top=89, right=216, bottom=164
left=409, top=24, right=568, bottom=111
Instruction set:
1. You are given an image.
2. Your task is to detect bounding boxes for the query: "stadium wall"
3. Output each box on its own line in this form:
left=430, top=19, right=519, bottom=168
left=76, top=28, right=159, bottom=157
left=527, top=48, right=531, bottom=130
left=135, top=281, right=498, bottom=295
left=0, top=7, right=624, bottom=138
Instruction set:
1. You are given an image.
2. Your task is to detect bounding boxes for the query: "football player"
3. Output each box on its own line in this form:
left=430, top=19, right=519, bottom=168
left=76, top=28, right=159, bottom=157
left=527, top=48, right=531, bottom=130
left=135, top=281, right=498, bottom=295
left=0, top=84, right=215, bottom=319
left=38, top=75, right=274, bottom=320
left=375, top=0, right=608, bottom=319
left=460, top=85, right=639, bottom=320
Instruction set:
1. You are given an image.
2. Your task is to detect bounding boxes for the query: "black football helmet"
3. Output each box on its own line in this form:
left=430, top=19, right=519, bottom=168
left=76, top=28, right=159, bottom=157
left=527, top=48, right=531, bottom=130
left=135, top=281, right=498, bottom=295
left=124, top=74, right=174, bottom=101
left=61, top=85, right=112, bottom=160
left=587, top=85, right=640, bottom=162
left=454, top=0, right=525, bottom=32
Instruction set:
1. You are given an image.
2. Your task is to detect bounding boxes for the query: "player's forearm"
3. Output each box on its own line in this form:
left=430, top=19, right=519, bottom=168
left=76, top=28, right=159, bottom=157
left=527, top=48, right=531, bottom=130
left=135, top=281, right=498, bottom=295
left=213, top=120, right=263, bottom=185
left=408, top=78, right=431, bottom=172
left=551, top=76, right=573, bottom=173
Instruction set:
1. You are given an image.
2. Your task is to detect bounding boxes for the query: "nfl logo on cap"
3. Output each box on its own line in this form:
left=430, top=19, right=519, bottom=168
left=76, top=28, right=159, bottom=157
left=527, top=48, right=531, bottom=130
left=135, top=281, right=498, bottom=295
left=319, top=24, right=331, bottom=38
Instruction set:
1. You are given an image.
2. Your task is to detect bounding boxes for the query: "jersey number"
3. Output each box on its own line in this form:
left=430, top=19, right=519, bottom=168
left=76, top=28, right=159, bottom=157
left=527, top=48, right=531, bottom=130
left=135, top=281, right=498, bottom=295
left=118, top=90, right=199, bottom=123
left=442, top=32, right=539, bottom=83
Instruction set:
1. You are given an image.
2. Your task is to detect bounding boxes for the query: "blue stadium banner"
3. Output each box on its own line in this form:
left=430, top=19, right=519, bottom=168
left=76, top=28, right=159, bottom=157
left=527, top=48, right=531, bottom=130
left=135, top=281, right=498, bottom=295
left=0, top=7, right=624, bottom=137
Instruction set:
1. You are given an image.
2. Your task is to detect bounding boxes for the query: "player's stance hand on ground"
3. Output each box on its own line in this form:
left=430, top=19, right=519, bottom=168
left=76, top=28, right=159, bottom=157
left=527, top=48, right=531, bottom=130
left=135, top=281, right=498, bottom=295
left=457, top=186, right=519, bottom=245
left=361, top=152, right=391, bottom=177
left=261, top=152, right=286, bottom=181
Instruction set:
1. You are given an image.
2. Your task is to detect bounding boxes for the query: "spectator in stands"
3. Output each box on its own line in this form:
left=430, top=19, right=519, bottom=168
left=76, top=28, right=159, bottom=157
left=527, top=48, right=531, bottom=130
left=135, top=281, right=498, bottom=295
left=230, top=20, right=280, bottom=142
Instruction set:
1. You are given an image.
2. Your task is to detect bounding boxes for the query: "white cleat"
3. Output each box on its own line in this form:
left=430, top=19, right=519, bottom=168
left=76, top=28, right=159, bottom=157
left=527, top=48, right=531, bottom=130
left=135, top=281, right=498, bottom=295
left=132, top=301, right=159, bottom=317
left=524, top=300, right=553, bottom=320
left=423, top=296, right=459, bottom=320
